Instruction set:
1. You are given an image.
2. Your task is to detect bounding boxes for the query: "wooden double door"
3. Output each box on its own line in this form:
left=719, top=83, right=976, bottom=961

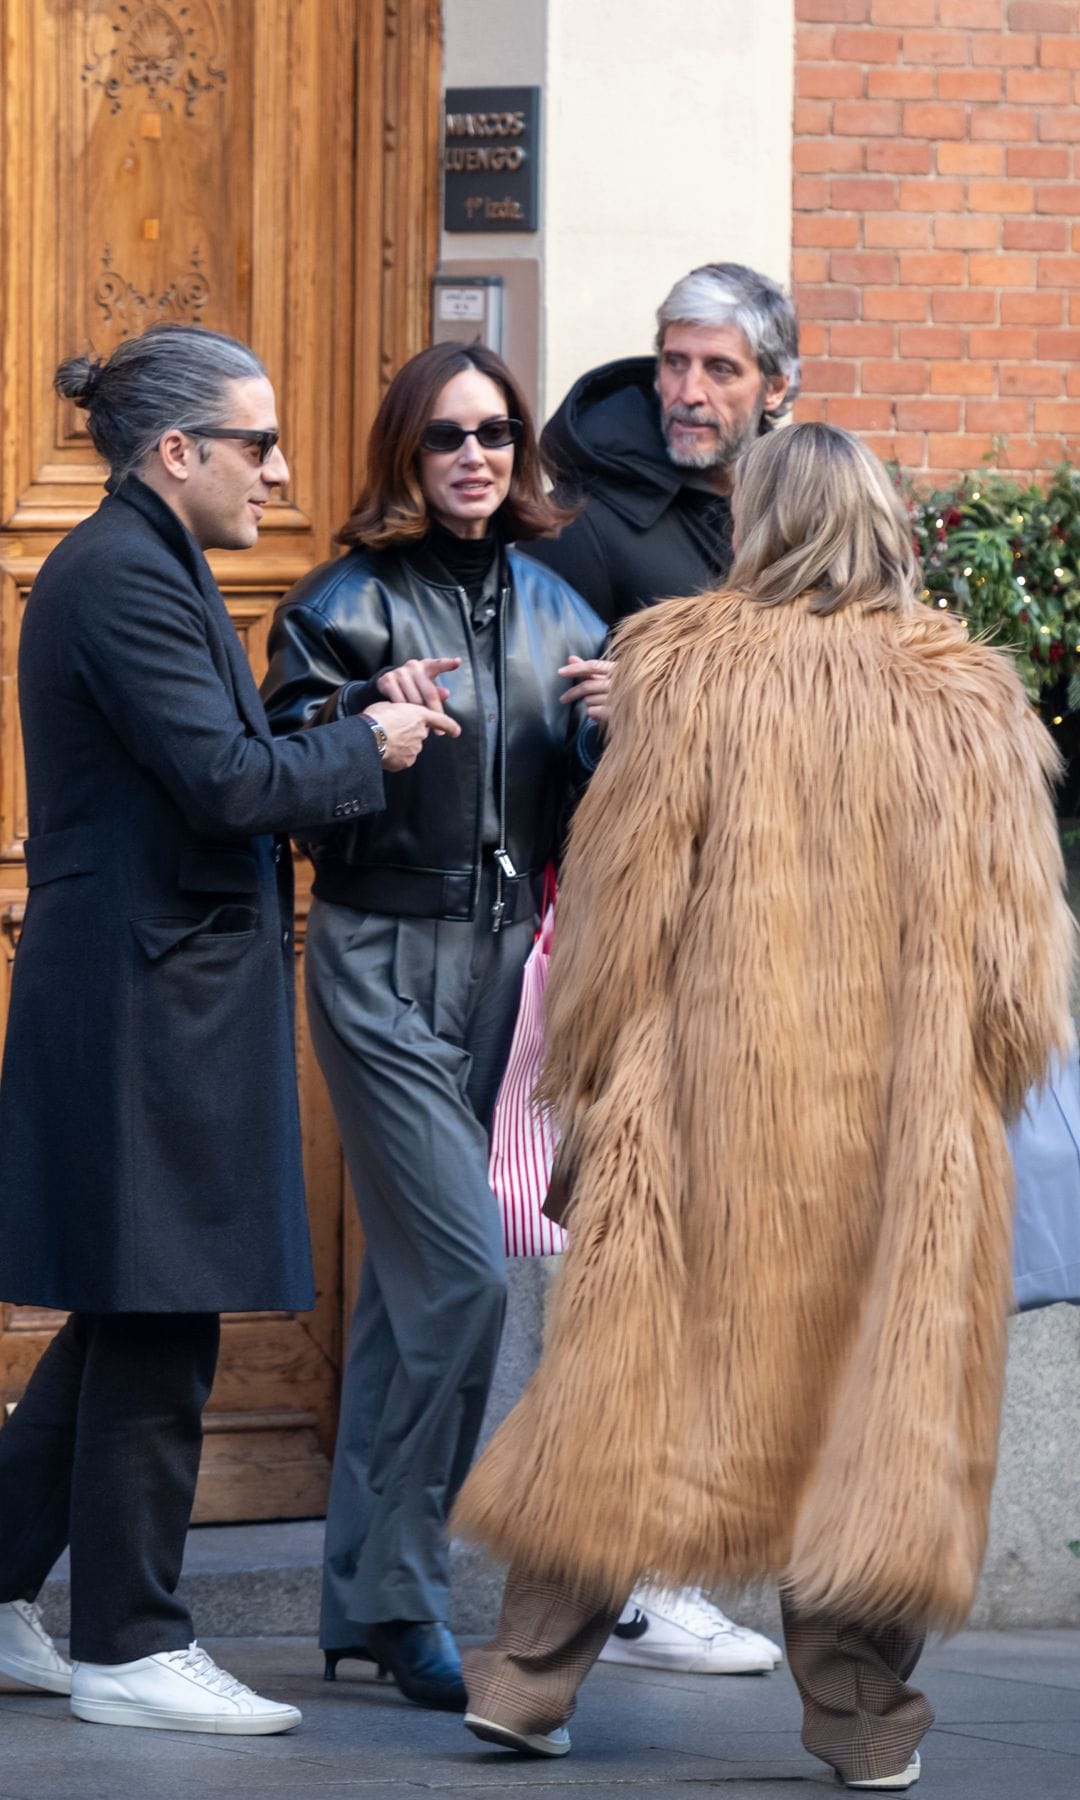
left=0, top=0, right=441, bottom=1519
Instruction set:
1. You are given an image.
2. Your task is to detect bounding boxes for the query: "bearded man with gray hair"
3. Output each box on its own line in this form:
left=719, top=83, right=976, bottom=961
left=524, top=262, right=799, bottom=1674
left=527, top=260, right=800, bottom=627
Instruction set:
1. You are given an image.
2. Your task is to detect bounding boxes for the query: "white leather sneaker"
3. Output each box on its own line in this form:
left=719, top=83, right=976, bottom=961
left=0, top=1600, right=73, bottom=1695
left=70, top=1641, right=301, bottom=1734
left=845, top=1750, right=921, bottom=1790
left=598, top=1586, right=779, bottom=1674
left=465, top=1712, right=571, bottom=1756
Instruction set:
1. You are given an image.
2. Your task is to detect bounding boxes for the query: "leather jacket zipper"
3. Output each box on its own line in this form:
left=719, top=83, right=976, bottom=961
left=491, top=574, right=514, bottom=933
left=450, top=582, right=486, bottom=923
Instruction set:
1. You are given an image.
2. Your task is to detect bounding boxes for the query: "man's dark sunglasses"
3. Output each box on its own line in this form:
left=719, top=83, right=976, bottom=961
left=187, top=425, right=281, bottom=463
left=420, top=417, right=522, bottom=454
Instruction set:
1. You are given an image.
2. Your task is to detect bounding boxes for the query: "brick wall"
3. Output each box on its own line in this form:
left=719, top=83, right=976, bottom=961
left=793, top=0, right=1080, bottom=485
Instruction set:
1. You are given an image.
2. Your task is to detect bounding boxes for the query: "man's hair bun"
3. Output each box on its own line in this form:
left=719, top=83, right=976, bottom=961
left=54, top=354, right=105, bottom=408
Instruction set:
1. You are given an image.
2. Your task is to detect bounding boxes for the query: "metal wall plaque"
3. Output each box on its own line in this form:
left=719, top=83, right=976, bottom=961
left=443, top=86, right=540, bottom=234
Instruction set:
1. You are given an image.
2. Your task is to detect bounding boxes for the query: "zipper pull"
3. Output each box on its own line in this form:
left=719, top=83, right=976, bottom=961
left=494, top=848, right=517, bottom=879
left=491, top=898, right=505, bottom=934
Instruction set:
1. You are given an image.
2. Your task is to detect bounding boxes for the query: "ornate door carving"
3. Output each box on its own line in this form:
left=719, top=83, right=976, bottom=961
left=0, top=0, right=441, bottom=1519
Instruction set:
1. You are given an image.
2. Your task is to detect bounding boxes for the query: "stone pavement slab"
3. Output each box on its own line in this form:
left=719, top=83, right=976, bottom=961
left=0, top=1632, right=1077, bottom=1800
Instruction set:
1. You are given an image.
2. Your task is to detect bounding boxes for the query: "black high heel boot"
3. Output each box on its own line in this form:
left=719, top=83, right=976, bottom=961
left=323, top=1644, right=389, bottom=1682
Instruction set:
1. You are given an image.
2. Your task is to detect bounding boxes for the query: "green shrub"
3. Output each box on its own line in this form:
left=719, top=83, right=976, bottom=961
left=906, top=464, right=1080, bottom=715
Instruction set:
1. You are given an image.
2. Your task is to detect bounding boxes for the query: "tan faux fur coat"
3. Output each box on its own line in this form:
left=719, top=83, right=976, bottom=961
left=455, top=589, right=1074, bottom=1631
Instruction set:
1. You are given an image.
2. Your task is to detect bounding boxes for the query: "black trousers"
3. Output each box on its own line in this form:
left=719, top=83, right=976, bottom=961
left=0, top=1311, right=220, bottom=1663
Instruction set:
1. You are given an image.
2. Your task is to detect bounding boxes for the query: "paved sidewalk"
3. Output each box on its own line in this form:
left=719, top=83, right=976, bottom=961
left=1, top=1631, right=1077, bottom=1799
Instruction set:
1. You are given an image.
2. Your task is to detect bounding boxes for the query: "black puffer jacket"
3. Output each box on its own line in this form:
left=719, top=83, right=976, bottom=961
left=525, top=357, right=734, bottom=626
left=262, top=545, right=605, bottom=924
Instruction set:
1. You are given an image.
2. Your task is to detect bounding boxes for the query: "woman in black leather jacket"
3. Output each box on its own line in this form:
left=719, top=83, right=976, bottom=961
left=262, top=344, right=607, bottom=1712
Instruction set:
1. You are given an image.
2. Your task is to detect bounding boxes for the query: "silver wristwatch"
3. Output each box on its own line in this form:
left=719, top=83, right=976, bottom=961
left=362, top=715, right=388, bottom=760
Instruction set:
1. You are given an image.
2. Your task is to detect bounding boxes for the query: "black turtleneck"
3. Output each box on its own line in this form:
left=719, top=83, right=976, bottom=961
left=412, top=522, right=498, bottom=603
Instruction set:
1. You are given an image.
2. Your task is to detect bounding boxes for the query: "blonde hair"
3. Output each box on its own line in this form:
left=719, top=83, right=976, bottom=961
left=728, top=422, right=919, bottom=615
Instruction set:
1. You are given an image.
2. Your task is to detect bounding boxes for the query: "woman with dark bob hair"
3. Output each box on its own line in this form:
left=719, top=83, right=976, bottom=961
left=262, top=343, right=608, bottom=1711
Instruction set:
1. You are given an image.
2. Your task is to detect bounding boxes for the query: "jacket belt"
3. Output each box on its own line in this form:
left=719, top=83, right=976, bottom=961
left=312, top=860, right=535, bottom=925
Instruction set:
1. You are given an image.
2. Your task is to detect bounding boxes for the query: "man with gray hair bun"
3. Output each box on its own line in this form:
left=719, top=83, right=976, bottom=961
left=524, top=262, right=798, bottom=1676
left=0, top=322, right=455, bottom=1737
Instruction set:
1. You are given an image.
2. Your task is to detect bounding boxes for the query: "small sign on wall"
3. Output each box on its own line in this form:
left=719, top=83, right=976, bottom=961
left=443, top=87, right=540, bottom=234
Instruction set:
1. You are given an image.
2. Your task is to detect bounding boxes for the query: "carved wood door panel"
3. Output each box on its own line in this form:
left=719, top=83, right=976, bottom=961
left=0, top=0, right=440, bottom=1519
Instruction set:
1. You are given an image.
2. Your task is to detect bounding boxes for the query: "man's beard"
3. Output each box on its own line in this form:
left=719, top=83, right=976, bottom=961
left=662, top=400, right=764, bottom=472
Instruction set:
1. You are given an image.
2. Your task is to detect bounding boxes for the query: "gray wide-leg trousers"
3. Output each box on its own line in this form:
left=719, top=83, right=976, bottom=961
left=305, top=889, right=533, bottom=1638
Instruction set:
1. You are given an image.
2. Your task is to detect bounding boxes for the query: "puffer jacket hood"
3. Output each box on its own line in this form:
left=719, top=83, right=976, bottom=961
left=540, top=356, right=684, bottom=531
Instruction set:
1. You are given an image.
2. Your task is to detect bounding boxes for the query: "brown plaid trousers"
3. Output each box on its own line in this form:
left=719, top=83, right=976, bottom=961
left=463, top=1564, right=934, bottom=1784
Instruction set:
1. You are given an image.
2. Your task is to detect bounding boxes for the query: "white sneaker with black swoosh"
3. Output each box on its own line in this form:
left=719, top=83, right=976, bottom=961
left=599, top=1586, right=779, bottom=1674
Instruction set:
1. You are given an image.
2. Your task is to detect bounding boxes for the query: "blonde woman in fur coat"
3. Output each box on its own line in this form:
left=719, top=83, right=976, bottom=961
left=453, top=422, right=1075, bottom=1790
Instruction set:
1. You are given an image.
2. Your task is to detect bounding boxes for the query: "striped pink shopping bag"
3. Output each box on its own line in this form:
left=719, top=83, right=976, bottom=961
left=488, top=901, right=567, bottom=1257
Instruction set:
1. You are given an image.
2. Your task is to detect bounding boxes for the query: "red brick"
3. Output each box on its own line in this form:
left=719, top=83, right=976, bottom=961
left=1073, top=223, right=1080, bottom=250
left=825, top=397, right=894, bottom=429
left=899, top=178, right=965, bottom=210
left=1008, top=70, right=1073, bottom=104
left=903, top=103, right=968, bottom=140
left=795, top=396, right=830, bottom=423
left=937, top=71, right=1003, bottom=102
left=800, top=323, right=830, bottom=357
left=863, top=287, right=930, bottom=318
left=794, top=285, right=861, bottom=319
left=972, top=32, right=1037, bottom=63
left=799, top=64, right=866, bottom=99
left=797, top=24, right=837, bottom=56
left=967, top=400, right=1034, bottom=431
left=1068, top=367, right=1080, bottom=394
left=931, top=362, right=996, bottom=394
left=936, top=217, right=1000, bottom=248
left=794, top=176, right=830, bottom=209
left=830, top=176, right=899, bottom=207
left=1036, top=328, right=1080, bottom=356
left=969, top=327, right=1036, bottom=355
left=899, top=326, right=965, bottom=356
left=866, top=213, right=932, bottom=246
left=867, top=142, right=933, bottom=172
left=1038, top=110, right=1080, bottom=142
left=1037, top=184, right=1080, bottom=212
left=928, top=433, right=995, bottom=463
left=1002, top=290, right=1064, bottom=320
left=1007, top=146, right=1070, bottom=176
left=1006, top=220, right=1069, bottom=249
left=861, top=360, right=929, bottom=393
left=793, top=250, right=830, bottom=283
left=1040, top=34, right=1080, bottom=65
left=1035, top=399, right=1080, bottom=429
left=801, top=359, right=859, bottom=394
left=794, top=140, right=866, bottom=173
left=1008, top=1, right=1077, bottom=27
left=971, top=107, right=1036, bottom=140
left=997, top=437, right=1068, bottom=468
left=833, top=28, right=902, bottom=61
left=969, top=180, right=1035, bottom=211
left=863, top=433, right=928, bottom=466
left=896, top=399, right=964, bottom=430
left=899, top=250, right=967, bottom=284
left=830, top=323, right=897, bottom=353
left=971, top=252, right=1036, bottom=284
left=868, top=69, right=936, bottom=99
left=1001, top=363, right=1068, bottom=393
left=902, top=30, right=971, bottom=60
left=834, top=100, right=903, bottom=136
left=795, top=100, right=834, bottom=134
left=940, top=0, right=1004, bottom=21
left=1071, top=291, right=1080, bottom=321
left=831, top=250, right=899, bottom=281
left=938, top=144, right=1004, bottom=174
left=794, top=214, right=862, bottom=247
left=870, top=0, right=936, bottom=19
left=934, top=289, right=998, bottom=320
left=1038, top=256, right=1080, bottom=284
left=797, top=0, right=870, bottom=17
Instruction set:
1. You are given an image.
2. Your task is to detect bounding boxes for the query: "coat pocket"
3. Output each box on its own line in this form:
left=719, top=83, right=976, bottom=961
left=131, top=904, right=259, bottom=962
